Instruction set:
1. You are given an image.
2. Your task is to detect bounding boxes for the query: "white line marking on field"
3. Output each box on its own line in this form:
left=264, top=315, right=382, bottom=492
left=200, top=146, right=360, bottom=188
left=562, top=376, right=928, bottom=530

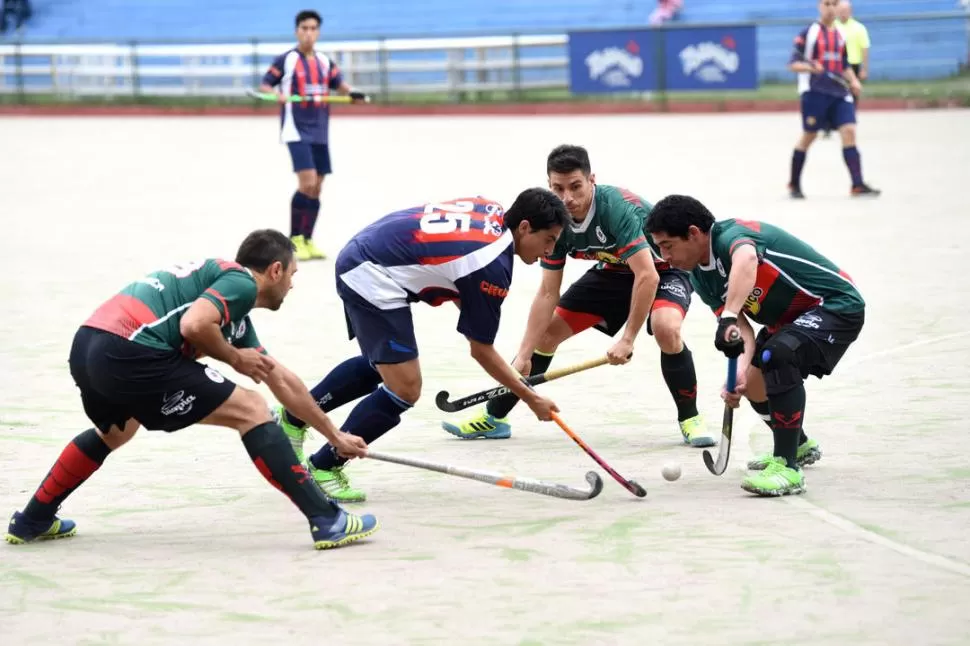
left=736, top=330, right=970, bottom=579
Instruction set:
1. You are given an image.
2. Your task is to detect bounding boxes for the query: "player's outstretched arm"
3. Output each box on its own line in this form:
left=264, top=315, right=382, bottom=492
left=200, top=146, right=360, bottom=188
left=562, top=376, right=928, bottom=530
left=612, top=249, right=660, bottom=363
left=723, top=245, right=758, bottom=318
left=515, top=268, right=564, bottom=363
left=180, top=299, right=274, bottom=383
left=262, top=362, right=367, bottom=459
left=468, top=339, right=559, bottom=421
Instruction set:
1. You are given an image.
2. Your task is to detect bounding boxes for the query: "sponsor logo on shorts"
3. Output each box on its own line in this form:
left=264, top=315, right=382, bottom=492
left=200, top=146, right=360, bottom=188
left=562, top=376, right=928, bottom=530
left=205, top=366, right=225, bottom=383
left=161, top=390, right=197, bottom=416
left=660, top=280, right=688, bottom=300
left=793, top=312, right=823, bottom=329
left=480, top=281, right=509, bottom=299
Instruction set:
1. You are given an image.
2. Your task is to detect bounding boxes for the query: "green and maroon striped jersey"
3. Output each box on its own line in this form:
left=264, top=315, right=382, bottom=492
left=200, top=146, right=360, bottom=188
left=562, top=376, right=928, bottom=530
left=689, top=219, right=864, bottom=327
left=83, top=259, right=267, bottom=357
left=541, top=184, right=672, bottom=272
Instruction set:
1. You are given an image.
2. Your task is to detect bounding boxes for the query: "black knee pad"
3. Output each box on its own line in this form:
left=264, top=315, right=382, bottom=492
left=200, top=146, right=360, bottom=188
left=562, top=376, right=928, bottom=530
left=760, top=334, right=805, bottom=396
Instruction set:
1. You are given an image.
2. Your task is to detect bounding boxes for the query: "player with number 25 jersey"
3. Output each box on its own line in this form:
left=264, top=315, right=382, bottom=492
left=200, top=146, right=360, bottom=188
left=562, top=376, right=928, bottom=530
left=273, top=189, right=572, bottom=503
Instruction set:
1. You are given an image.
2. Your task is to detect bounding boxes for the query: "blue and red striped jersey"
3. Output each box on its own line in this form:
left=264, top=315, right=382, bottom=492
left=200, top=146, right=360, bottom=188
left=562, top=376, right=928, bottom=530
left=261, top=48, right=343, bottom=144
left=336, top=197, right=514, bottom=345
left=790, top=22, right=850, bottom=97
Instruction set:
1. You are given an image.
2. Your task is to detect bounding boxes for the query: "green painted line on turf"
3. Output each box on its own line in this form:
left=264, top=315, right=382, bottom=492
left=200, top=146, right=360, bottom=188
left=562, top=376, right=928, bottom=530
left=4, top=569, right=60, bottom=589
left=500, top=547, right=539, bottom=562
left=221, top=611, right=276, bottom=623
left=423, top=515, right=581, bottom=536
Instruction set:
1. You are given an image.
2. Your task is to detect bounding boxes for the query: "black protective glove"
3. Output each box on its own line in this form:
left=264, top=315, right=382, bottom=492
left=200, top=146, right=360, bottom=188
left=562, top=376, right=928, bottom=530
left=715, top=316, right=744, bottom=359
left=349, top=90, right=369, bottom=102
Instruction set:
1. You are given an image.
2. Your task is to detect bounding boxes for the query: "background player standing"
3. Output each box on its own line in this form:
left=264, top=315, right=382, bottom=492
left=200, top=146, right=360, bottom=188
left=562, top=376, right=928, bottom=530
left=788, top=0, right=879, bottom=199
left=275, top=189, right=570, bottom=502
left=5, top=230, right=377, bottom=550
left=442, top=145, right=712, bottom=448
left=646, top=195, right=866, bottom=497
left=259, top=10, right=369, bottom=261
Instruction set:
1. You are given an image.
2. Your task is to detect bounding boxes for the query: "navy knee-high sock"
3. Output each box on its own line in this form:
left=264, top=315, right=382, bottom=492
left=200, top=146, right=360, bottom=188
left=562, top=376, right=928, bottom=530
left=291, top=191, right=315, bottom=238
left=306, top=197, right=321, bottom=240
left=310, top=385, right=412, bottom=470
left=284, top=356, right=383, bottom=428
left=842, top=146, right=864, bottom=187
left=790, top=149, right=807, bottom=188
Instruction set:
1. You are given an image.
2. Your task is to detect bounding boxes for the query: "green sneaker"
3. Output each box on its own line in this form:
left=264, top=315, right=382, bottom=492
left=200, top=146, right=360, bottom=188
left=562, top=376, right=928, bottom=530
left=746, top=438, right=821, bottom=471
left=308, top=464, right=367, bottom=503
left=441, top=409, right=512, bottom=439
left=679, top=414, right=715, bottom=447
left=273, top=405, right=307, bottom=464
left=741, top=457, right=805, bottom=497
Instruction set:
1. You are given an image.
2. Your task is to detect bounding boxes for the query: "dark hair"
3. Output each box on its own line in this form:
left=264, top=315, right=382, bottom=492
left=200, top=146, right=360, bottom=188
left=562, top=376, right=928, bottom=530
left=236, top=229, right=295, bottom=271
left=645, top=195, right=716, bottom=238
left=295, top=10, right=322, bottom=27
left=504, top=188, right=570, bottom=233
left=547, top=144, right=592, bottom=176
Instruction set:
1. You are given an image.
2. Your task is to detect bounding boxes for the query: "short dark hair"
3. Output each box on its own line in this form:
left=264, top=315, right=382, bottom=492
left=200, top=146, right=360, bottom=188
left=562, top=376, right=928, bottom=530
left=504, top=188, right=570, bottom=233
left=295, top=10, right=322, bottom=27
left=645, top=195, right=716, bottom=239
left=235, top=229, right=295, bottom=271
left=547, top=144, right=592, bottom=176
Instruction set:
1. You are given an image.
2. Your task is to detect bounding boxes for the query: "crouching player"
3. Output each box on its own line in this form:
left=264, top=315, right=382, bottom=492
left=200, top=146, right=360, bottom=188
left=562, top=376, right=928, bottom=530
left=6, top=230, right=377, bottom=550
left=646, top=195, right=865, bottom=496
left=275, top=189, right=570, bottom=501
left=443, top=145, right=712, bottom=447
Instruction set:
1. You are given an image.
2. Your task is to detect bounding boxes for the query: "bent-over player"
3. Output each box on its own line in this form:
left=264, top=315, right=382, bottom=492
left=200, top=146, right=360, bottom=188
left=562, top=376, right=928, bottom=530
left=275, top=189, right=570, bottom=501
left=787, top=0, right=879, bottom=198
left=442, top=145, right=712, bottom=447
left=646, top=195, right=865, bottom=496
left=6, top=230, right=377, bottom=549
left=259, top=9, right=369, bottom=261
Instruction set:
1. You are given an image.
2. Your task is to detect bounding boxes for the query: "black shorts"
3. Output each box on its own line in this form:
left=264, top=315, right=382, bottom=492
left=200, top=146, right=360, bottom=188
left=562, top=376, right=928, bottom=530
left=556, top=267, right=693, bottom=337
left=750, top=307, right=865, bottom=379
left=68, top=326, right=237, bottom=433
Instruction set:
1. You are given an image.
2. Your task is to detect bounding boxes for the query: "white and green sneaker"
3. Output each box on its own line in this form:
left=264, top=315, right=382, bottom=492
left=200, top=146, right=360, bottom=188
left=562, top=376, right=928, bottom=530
left=308, top=463, right=367, bottom=503
left=741, top=457, right=805, bottom=497
left=273, top=405, right=308, bottom=464
left=679, top=414, right=715, bottom=447
left=747, top=438, right=821, bottom=471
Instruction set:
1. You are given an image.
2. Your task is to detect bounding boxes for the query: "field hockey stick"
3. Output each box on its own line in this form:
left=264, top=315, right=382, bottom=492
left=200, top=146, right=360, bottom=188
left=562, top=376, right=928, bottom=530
left=245, top=89, right=369, bottom=104
left=791, top=49, right=851, bottom=89
left=703, top=330, right=741, bottom=476
left=366, top=451, right=603, bottom=501
left=435, top=355, right=614, bottom=413
left=549, top=412, right=647, bottom=498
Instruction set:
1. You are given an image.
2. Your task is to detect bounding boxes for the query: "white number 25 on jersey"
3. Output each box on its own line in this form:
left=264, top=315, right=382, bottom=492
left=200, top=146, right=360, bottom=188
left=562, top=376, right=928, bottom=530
left=419, top=201, right=475, bottom=235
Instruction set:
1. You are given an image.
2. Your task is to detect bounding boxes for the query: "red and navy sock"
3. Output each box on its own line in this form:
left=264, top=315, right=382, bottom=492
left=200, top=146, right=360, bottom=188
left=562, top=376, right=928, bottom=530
left=242, top=422, right=339, bottom=519
left=790, top=149, right=807, bottom=188
left=751, top=399, right=809, bottom=444
left=309, top=385, right=412, bottom=471
left=486, top=351, right=554, bottom=419
left=660, top=345, right=699, bottom=422
left=291, top=191, right=315, bottom=238
left=284, top=355, right=383, bottom=428
left=842, top=146, right=864, bottom=187
left=23, top=428, right=111, bottom=521
left=768, top=385, right=807, bottom=469
left=306, top=197, right=321, bottom=240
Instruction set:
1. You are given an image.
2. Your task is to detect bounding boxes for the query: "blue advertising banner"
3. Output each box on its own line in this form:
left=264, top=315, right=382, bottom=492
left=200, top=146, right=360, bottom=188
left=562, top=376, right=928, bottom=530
left=567, top=29, right=657, bottom=93
left=662, top=26, right=758, bottom=90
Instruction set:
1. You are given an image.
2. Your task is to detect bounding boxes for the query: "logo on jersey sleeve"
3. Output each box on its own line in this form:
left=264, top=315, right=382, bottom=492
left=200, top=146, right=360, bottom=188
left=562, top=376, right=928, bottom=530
left=480, top=281, right=509, bottom=299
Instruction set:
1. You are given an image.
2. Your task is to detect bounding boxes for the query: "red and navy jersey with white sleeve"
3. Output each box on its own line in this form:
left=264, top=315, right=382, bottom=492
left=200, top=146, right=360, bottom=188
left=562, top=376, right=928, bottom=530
left=791, top=22, right=850, bottom=97
left=261, top=48, right=343, bottom=144
left=336, top=197, right=513, bottom=345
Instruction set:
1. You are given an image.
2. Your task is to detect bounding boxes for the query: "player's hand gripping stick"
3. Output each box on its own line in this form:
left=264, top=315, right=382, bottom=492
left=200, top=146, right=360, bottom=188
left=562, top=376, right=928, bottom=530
left=435, top=355, right=614, bottom=413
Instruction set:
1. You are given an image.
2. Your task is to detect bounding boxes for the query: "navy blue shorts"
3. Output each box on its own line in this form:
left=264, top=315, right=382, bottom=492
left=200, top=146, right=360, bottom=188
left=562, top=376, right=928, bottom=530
left=287, top=142, right=331, bottom=175
left=336, top=282, right=418, bottom=365
left=801, top=91, right=855, bottom=132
